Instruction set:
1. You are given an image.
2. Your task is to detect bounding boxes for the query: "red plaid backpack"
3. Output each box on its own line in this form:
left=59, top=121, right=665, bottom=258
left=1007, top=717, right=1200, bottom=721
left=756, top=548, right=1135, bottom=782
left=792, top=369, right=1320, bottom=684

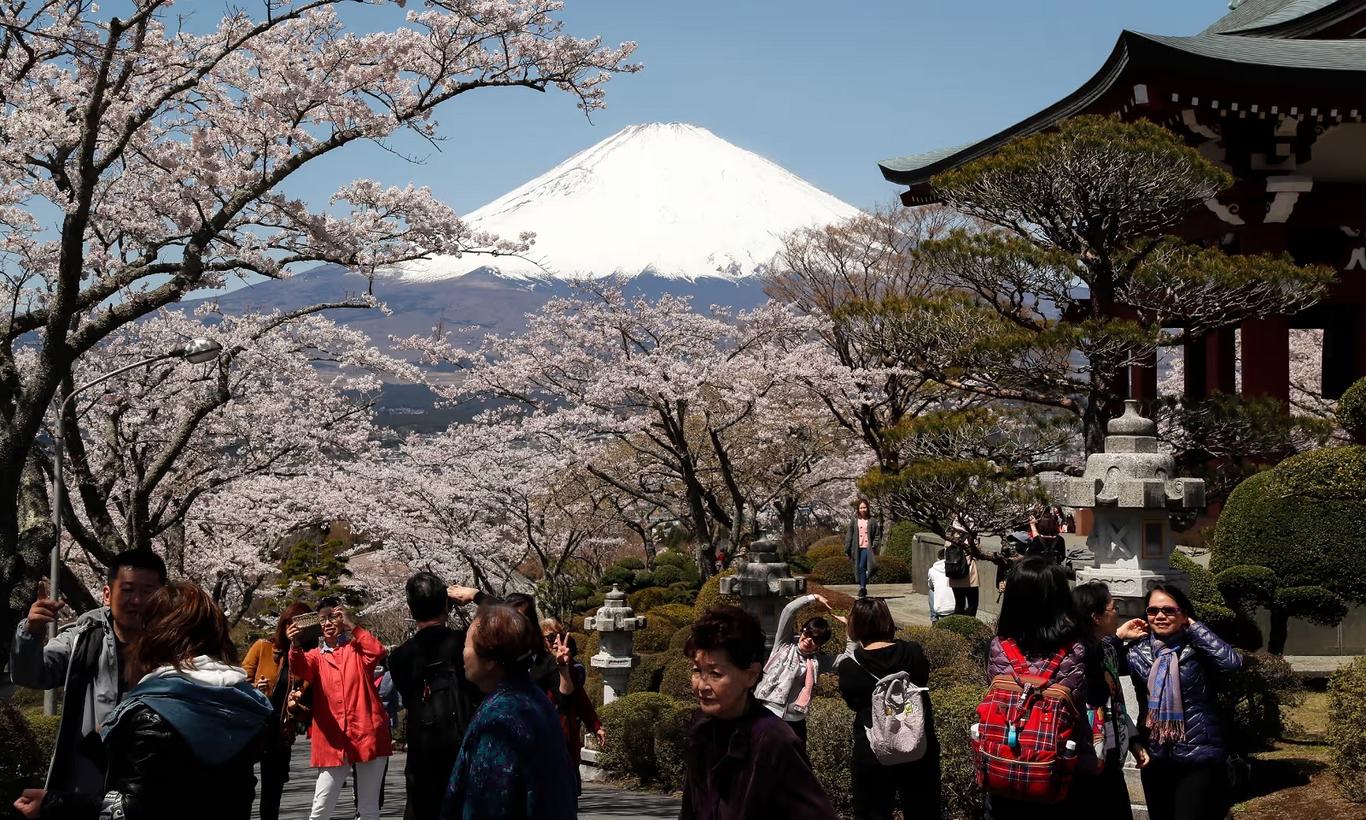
left=971, top=640, right=1081, bottom=803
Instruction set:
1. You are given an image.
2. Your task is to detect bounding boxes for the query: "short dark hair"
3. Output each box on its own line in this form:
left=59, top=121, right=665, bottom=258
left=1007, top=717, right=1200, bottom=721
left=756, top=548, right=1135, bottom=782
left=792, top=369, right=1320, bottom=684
left=1072, top=581, right=1111, bottom=626
left=406, top=572, right=449, bottom=622
left=316, top=595, right=343, bottom=612
left=505, top=592, right=536, bottom=620
left=801, top=616, right=831, bottom=647
left=1035, top=515, right=1060, bottom=537
left=470, top=604, right=540, bottom=670
left=135, top=582, right=236, bottom=671
left=108, top=549, right=167, bottom=584
left=848, top=597, right=896, bottom=644
left=684, top=605, right=765, bottom=670
left=997, top=556, right=1078, bottom=655
left=1146, top=583, right=1194, bottom=617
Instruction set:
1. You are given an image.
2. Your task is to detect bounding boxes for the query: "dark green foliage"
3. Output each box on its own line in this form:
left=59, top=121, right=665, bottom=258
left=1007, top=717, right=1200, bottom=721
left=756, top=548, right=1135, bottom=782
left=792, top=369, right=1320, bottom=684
left=663, top=582, right=696, bottom=605
left=809, top=555, right=854, bottom=585
left=805, top=537, right=845, bottom=563
left=598, top=693, right=678, bottom=783
left=617, top=557, right=645, bottom=571
left=934, top=614, right=994, bottom=664
left=1215, top=565, right=1278, bottom=612
left=651, top=565, right=686, bottom=587
left=932, top=684, right=989, bottom=820
left=1168, top=551, right=1238, bottom=633
left=1215, top=653, right=1302, bottom=755
left=691, top=569, right=738, bottom=618
left=882, top=521, right=920, bottom=566
left=632, top=619, right=673, bottom=653
left=897, top=625, right=983, bottom=689
left=654, top=550, right=691, bottom=570
left=1338, top=376, right=1366, bottom=444
left=632, top=571, right=656, bottom=590
left=805, top=697, right=855, bottom=815
left=1328, top=656, right=1366, bottom=802
left=1215, top=447, right=1366, bottom=607
left=0, top=702, right=46, bottom=808
left=786, top=554, right=813, bottom=574
left=274, top=539, right=365, bottom=608
left=659, top=654, right=693, bottom=701
left=628, top=652, right=669, bottom=695
left=647, top=604, right=695, bottom=631
left=628, top=587, right=666, bottom=613
left=871, top=555, right=911, bottom=583
left=652, top=701, right=693, bottom=792
left=600, top=565, right=634, bottom=590
left=667, top=624, right=692, bottom=655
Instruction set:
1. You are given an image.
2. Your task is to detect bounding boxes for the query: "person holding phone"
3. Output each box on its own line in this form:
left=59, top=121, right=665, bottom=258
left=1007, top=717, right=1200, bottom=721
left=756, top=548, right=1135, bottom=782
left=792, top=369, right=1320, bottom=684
left=538, top=619, right=603, bottom=795
left=1127, top=585, right=1243, bottom=820
left=242, top=602, right=312, bottom=820
left=287, top=597, right=392, bottom=820
left=9, top=550, right=166, bottom=803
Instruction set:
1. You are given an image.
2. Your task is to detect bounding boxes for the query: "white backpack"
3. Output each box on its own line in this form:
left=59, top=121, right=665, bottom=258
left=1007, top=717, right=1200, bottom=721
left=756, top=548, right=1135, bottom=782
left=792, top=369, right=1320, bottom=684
left=851, top=659, right=931, bottom=765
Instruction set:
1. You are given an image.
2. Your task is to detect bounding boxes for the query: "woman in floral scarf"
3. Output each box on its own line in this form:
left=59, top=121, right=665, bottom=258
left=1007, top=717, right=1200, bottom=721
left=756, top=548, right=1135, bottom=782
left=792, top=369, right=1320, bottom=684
left=1127, top=584, right=1243, bottom=820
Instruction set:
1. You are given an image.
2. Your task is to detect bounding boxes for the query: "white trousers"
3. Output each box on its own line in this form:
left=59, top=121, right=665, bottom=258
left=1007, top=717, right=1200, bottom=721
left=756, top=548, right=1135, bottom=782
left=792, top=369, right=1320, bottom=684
left=308, top=757, right=388, bottom=820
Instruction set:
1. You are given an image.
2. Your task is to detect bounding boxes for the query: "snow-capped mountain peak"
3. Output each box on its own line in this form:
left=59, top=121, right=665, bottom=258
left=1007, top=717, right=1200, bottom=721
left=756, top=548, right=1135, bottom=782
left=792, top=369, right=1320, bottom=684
left=397, top=122, right=860, bottom=282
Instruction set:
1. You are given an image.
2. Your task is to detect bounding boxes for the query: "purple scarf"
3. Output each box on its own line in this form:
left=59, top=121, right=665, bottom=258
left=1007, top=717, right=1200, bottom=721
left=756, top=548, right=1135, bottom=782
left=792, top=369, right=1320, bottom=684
left=1145, top=637, right=1186, bottom=746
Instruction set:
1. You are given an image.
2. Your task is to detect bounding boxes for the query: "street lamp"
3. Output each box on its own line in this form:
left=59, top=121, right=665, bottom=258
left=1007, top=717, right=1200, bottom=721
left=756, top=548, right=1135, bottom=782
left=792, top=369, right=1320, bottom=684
left=44, top=337, right=222, bottom=714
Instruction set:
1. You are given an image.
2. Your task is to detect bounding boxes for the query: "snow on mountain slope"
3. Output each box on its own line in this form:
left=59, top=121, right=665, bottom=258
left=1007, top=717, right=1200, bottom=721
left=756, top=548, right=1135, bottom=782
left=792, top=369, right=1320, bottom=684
left=398, top=123, right=860, bottom=282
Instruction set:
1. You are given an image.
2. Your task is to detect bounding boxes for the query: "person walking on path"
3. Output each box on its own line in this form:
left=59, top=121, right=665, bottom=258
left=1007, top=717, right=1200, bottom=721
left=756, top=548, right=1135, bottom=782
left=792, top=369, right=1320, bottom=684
left=835, top=597, right=940, bottom=820
left=679, top=605, right=836, bottom=820
left=926, top=551, right=956, bottom=624
left=287, top=596, right=392, bottom=820
left=947, top=535, right=982, bottom=617
left=984, top=556, right=1095, bottom=820
left=844, top=498, right=882, bottom=599
left=242, top=601, right=313, bottom=820
left=9, top=550, right=166, bottom=800
left=1070, top=582, right=1151, bottom=820
left=15, top=582, right=271, bottom=820
left=1127, top=584, right=1243, bottom=820
left=539, top=618, right=605, bottom=795
left=441, top=604, right=577, bottom=820
left=754, top=593, right=852, bottom=748
left=389, top=573, right=482, bottom=820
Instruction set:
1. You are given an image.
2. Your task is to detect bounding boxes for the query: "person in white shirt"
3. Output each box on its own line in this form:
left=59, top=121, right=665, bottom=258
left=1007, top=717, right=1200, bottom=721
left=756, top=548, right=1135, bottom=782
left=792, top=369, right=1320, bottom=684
left=927, top=550, right=957, bottom=624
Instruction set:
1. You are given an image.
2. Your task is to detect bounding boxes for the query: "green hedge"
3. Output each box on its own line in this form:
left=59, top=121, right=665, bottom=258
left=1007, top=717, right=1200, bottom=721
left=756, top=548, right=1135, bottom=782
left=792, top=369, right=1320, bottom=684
left=692, top=570, right=738, bottom=619
left=933, top=683, right=988, bottom=820
left=1217, top=652, right=1302, bottom=755
left=934, top=615, right=994, bottom=664
left=1337, top=376, right=1366, bottom=444
left=633, top=620, right=674, bottom=653
left=629, top=587, right=667, bottom=613
left=628, top=652, right=669, bottom=695
left=1329, top=656, right=1366, bottom=802
left=1213, top=446, right=1366, bottom=607
left=652, top=700, right=693, bottom=792
left=883, top=521, right=920, bottom=566
left=871, top=555, right=911, bottom=583
left=598, top=693, right=678, bottom=783
left=659, top=654, right=694, bottom=701
left=810, top=556, right=855, bottom=585
left=806, top=537, right=846, bottom=563
left=1168, top=550, right=1238, bottom=632
left=647, top=604, right=695, bottom=631
left=805, top=697, right=855, bottom=815
left=0, top=702, right=47, bottom=809
left=899, top=625, right=984, bottom=691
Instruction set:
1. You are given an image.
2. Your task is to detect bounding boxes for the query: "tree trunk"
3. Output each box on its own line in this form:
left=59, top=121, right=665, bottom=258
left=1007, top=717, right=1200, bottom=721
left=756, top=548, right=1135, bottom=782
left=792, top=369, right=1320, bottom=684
left=1268, top=606, right=1290, bottom=656
left=777, top=497, right=798, bottom=556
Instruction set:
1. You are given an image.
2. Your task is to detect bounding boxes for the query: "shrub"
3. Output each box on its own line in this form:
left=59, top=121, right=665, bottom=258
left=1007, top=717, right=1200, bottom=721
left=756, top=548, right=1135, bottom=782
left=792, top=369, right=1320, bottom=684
left=647, top=604, right=696, bottom=631
left=932, top=683, right=988, bottom=820
left=692, top=569, right=738, bottom=618
left=652, top=564, right=687, bottom=587
left=809, top=556, right=855, bottom=585
left=786, top=554, right=813, bottom=574
left=0, top=702, right=46, bottom=805
left=659, top=654, right=694, bottom=701
left=628, top=652, right=669, bottom=695
left=598, top=693, right=678, bottom=782
left=934, top=614, right=994, bottom=664
left=1217, top=652, right=1303, bottom=755
left=616, top=556, right=646, bottom=571
left=805, top=697, right=855, bottom=815
left=584, top=669, right=605, bottom=705
left=632, top=571, right=657, bottom=591
left=567, top=631, right=590, bottom=659
left=1338, top=375, right=1366, bottom=444
left=1215, top=565, right=1278, bottom=612
left=633, top=619, right=674, bottom=653
left=629, top=587, right=667, bottom=613
left=1329, top=656, right=1366, bottom=802
left=814, top=671, right=841, bottom=699
left=667, top=624, right=693, bottom=655
left=805, top=536, right=846, bottom=563
left=653, top=701, right=694, bottom=792
left=897, top=625, right=982, bottom=690
left=664, top=582, right=698, bottom=605
left=883, top=521, right=920, bottom=567
left=871, top=555, right=911, bottom=583
left=1169, top=550, right=1238, bottom=634
left=600, top=565, right=634, bottom=591
left=21, top=709, right=59, bottom=768
left=655, top=550, right=691, bottom=569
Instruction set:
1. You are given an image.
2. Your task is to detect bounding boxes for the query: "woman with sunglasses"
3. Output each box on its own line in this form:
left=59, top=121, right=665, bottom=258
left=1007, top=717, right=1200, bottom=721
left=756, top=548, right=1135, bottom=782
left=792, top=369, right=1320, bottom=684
left=1127, top=584, right=1243, bottom=820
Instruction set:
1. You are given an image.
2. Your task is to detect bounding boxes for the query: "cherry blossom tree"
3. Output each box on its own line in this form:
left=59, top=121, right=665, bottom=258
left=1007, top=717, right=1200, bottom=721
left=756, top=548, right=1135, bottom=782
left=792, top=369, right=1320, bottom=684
left=0, top=0, right=637, bottom=645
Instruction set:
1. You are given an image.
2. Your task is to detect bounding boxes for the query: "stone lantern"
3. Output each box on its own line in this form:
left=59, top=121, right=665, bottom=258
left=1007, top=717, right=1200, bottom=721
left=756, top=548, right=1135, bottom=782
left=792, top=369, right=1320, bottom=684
left=584, top=585, right=646, bottom=705
left=719, top=538, right=805, bottom=649
left=1052, top=400, right=1206, bottom=618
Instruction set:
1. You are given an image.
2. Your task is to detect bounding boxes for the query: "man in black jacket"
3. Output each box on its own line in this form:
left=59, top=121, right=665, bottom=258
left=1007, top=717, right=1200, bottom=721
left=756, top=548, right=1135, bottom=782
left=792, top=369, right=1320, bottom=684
left=387, top=573, right=481, bottom=820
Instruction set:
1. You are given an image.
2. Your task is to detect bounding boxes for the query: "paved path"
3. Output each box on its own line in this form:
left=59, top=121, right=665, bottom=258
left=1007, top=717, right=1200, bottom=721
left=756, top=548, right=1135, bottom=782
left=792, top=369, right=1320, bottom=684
left=261, top=740, right=678, bottom=819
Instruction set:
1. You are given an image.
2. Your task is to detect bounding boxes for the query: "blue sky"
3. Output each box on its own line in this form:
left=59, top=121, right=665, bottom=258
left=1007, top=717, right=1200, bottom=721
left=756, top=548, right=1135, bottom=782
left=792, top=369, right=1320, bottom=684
left=285, top=1, right=1228, bottom=214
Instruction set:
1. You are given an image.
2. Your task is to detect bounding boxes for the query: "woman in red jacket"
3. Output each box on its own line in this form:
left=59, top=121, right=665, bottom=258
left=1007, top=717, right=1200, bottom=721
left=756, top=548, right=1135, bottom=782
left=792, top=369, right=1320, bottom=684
left=287, top=597, right=392, bottom=820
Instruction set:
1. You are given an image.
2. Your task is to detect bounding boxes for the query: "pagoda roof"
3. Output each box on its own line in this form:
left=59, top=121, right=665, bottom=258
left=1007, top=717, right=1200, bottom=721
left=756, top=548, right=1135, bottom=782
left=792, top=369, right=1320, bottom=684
left=1202, top=0, right=1348, bottom=36
left=879, top=28, right=1366, bottom=202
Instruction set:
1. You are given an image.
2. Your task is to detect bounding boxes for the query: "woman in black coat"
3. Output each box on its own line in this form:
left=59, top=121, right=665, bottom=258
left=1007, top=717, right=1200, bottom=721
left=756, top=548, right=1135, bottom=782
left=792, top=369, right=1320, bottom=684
left=845, top=498, right=883, bottom=598
left=17, top=583, right=272, bottom=820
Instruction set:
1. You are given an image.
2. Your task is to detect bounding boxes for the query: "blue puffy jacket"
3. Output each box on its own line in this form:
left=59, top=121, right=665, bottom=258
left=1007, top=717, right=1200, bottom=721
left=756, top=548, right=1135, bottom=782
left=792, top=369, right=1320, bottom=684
left=1127, top=622, right=1242, bottom=765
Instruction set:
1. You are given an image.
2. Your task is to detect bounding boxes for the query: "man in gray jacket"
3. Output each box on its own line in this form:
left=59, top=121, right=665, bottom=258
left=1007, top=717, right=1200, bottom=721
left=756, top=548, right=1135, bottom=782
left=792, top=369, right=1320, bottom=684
left=9, top=550, right=166, bottom=800
left=754, top=592, right=853, bottom=747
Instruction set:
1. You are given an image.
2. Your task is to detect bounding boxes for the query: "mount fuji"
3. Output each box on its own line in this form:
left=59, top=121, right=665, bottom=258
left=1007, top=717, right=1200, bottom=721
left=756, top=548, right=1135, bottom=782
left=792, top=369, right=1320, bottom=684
left=205, top=124, right=859, bottom=425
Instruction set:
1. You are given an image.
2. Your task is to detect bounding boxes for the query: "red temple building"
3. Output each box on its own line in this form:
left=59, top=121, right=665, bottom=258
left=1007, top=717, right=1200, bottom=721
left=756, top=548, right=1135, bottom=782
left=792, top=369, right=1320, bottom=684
left=879, top=0, right=1366, bottom=404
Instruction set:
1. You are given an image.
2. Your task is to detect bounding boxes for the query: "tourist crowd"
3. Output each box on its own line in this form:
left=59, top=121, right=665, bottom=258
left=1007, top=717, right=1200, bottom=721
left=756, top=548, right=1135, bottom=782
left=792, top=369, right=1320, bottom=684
left=8, top=548, right=1242, bottom=820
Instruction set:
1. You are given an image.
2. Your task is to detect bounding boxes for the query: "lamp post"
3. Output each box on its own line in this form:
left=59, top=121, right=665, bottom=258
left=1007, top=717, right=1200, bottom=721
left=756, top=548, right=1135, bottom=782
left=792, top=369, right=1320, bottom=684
left=44, top=337, right=222, bottom=715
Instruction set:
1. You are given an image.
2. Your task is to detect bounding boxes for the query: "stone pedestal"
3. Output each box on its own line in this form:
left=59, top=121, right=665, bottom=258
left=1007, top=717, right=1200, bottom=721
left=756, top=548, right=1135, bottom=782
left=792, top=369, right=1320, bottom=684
left=584, top=585, right=645, bottom=705
left=719, top=540, right=805, bottom=649
left=1052, top=401, right=1206, bottom=619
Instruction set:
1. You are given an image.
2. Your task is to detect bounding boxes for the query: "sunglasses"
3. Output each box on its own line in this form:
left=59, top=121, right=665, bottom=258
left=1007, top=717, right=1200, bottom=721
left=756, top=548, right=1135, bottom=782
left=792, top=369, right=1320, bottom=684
left=1146, top=606, right=1182, bottom=618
